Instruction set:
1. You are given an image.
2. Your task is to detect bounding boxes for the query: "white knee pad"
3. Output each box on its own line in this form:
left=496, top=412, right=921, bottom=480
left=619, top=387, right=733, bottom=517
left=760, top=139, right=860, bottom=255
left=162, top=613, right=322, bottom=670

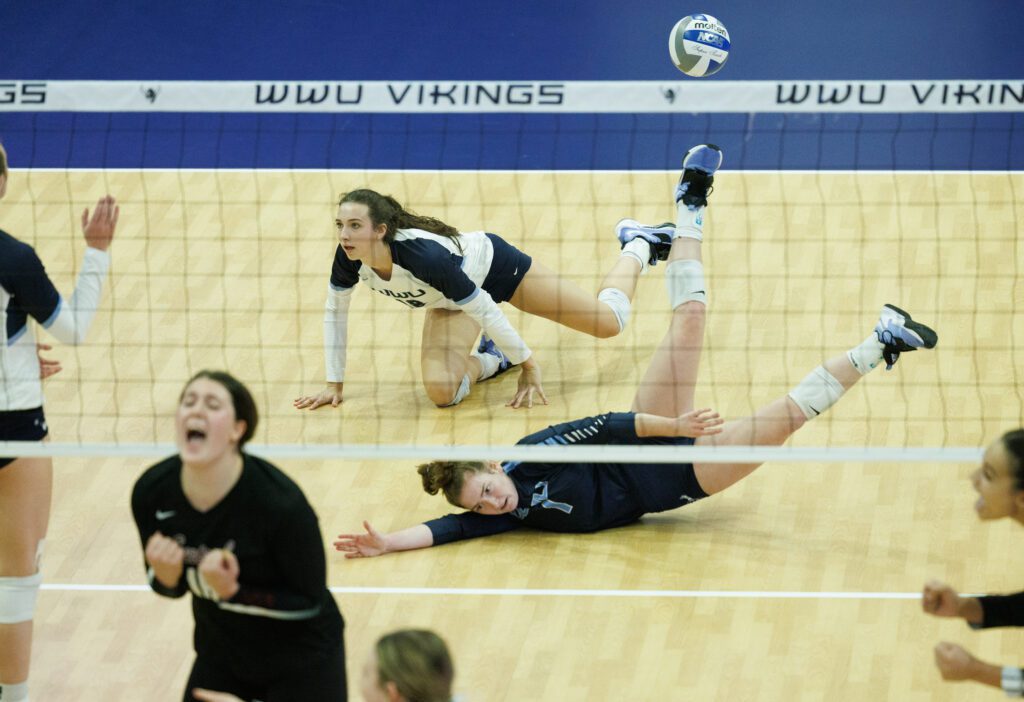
left=0, top=539, right=45, bottom=624
left=666, top=259, right=707, bottom=308
left=597, top=287, right=631, bottom=333
left=787, top=365, right=846, bottom=420
left=0, top=572, right=43, bottom=624
left=442, top=374, right=471, bottom=407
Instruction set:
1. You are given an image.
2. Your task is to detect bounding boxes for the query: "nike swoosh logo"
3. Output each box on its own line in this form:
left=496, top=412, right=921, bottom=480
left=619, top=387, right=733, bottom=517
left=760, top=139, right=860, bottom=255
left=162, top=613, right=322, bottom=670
left=807, top=405, right=821, bottom=416
left=155, top=510, right=176, bottom=520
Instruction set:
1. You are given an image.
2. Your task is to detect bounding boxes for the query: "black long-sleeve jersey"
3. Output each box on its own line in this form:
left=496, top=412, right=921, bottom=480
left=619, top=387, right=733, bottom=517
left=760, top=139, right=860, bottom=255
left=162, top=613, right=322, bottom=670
left=977, top=590, right=1024, bottom=628
left=973, top=590, right=1024, bottom=696
left=424, top=412, right=706, bottom=545
left=131, top=454, right=343, bottom=678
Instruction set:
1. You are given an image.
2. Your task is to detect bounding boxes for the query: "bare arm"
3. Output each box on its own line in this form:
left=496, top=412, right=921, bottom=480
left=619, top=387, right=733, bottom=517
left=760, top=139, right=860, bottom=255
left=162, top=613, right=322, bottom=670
left=635, top=408, right=723, bottom=438
left=333, top=521, right=433, bottom=558
left=922, top=580, right=984, bottom=624
left=933, top=642, right=1003, bottom=690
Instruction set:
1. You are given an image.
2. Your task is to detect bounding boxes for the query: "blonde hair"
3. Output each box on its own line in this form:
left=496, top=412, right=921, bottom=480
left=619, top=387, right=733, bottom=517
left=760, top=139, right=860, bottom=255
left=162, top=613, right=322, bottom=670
left=417, top=460, right=487, bottom=507
left=376, top=629, right=454, bottom=702
left=0, top=142, right=7, bottom=179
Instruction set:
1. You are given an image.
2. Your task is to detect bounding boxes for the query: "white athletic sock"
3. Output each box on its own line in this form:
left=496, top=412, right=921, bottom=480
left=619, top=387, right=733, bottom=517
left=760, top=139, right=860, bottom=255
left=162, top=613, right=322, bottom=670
left=846, top=334, right=885, bottom=375
left=471, top=349, right=501, bottom=381
left=787, top=365, right=846, bottom=420
left=0, top=681, right=29, bottom=702
left=665, top=259, right=707, bottom=308
left=620, top=239, right=651, bottom=274
left=597, top=287, right=631, bottom=332
left=675, top=204, right=705, bottom=240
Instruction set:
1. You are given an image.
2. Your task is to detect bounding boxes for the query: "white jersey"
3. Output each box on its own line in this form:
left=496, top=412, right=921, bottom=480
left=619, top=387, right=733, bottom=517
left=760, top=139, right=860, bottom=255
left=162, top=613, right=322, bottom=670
left=324, top=228, right=530, bottom=382
left=0, top=229, right=111, bottom=410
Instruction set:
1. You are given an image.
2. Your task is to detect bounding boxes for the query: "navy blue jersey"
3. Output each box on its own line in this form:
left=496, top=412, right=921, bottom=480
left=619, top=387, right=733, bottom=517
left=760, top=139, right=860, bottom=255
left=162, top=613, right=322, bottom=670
left=329, top=229, right=484, bottom=304
left=1, top=228, right=111, bottom=410
left=424, top=413, right=705, bottom=545
left=2, top=229, right=62, bottom=410
left=0, top=228, right=61, bottom=340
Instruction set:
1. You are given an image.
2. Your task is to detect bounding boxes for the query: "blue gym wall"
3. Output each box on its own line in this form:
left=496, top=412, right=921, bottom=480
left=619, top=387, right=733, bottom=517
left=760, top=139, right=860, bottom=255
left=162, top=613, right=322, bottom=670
left=1, top=1, right=1022, bottom=169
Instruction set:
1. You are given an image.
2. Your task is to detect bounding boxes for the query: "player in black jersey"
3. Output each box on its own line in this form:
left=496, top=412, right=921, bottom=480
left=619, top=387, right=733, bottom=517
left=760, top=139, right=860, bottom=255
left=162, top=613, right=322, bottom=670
left=0, top=143, right=119, bottom=702
left=131, top=371, right=346, bottom=701
left=294, top=176, right=692, bottom=410
left=334, top=152, right=939, bottom=558
left=922, top=430, right=1024, bottom=696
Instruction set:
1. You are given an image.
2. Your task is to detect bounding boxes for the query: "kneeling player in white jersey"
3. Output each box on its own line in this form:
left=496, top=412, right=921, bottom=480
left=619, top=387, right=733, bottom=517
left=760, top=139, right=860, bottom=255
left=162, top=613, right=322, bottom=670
left=0, top=143, right=119, bottom=702
left=293, top=160, right=712, bottom=410
left=333, top=145, right=939, bottom=558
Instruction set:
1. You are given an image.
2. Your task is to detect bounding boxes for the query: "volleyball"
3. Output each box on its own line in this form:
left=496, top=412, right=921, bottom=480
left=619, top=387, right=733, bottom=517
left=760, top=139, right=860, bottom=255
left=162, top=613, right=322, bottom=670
left=668, top=14, right=730, bottom=78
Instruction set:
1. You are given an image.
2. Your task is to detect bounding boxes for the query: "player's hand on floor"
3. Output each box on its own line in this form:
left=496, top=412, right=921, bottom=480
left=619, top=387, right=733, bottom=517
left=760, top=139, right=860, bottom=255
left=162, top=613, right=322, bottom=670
left=334, top=521, right=388, bottom=558
left=293, top=382, right=344, bottom=410
left=676, top=408, right=724, bottom=437
left=508, top=361, right=548, bottom=409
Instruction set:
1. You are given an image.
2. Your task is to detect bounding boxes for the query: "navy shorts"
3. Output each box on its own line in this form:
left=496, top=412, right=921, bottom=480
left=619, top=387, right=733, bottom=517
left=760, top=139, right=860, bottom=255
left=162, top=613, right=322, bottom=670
left=0, top=407, right=49, bottom=469
left=625, top=436, right=709, bottom=513
left=481, top=233, right=532, bottom=303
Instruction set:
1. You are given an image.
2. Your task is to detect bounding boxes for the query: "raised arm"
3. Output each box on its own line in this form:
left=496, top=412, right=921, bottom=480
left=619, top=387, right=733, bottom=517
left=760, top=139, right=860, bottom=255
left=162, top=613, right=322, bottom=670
left=43, top=196, right=118, bottom=345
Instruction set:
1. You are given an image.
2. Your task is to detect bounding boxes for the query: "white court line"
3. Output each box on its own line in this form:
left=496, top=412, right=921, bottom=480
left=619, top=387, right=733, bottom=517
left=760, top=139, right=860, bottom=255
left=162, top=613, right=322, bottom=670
left=41, top=584, right=949, bottom=600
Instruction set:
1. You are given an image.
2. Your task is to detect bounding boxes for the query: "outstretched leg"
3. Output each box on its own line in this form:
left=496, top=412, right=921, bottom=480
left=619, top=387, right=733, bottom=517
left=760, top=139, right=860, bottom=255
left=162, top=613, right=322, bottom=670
left=507, top=259, right=634, bottom=339
left=692, top=306, right=939, bottom=494
left=632, top=144, right=723, bottom=418
left=508, top=214, right=682, bottom=339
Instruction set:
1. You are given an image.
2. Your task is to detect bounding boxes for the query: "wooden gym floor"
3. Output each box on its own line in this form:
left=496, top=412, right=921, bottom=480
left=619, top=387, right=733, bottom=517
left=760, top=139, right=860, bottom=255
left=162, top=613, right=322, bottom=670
left=3, top=169, right=1022, bottom=700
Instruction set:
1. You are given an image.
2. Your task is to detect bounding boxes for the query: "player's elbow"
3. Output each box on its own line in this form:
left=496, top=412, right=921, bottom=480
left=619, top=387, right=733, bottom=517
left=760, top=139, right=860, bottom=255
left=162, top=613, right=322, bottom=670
left=593, top=316, right=622, bottom=339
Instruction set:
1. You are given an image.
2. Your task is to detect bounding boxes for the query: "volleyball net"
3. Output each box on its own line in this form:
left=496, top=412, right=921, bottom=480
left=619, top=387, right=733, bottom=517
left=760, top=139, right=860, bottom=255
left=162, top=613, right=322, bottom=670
left=0, top=80, right=1021, bottom=460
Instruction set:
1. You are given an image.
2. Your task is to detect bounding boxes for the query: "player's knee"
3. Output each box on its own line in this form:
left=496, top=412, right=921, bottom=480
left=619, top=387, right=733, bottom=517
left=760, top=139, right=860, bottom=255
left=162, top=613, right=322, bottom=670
left=0, top=540, right=44, bottom=624
left=0, top=572, right=42, bottom=623
left=0, top=537, right=45, bottom=578
left=424, top=374, right=470, bottom=407
left=671, top=301, right=705, bottom=333
left=597, top=287, right=630, bottom=337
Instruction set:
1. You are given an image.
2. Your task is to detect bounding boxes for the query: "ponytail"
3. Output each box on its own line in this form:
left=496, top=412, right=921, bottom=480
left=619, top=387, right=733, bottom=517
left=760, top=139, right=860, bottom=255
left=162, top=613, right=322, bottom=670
left=339, top=189, right=461, bottom=251
left=417, top=460, right=486, bottom=507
